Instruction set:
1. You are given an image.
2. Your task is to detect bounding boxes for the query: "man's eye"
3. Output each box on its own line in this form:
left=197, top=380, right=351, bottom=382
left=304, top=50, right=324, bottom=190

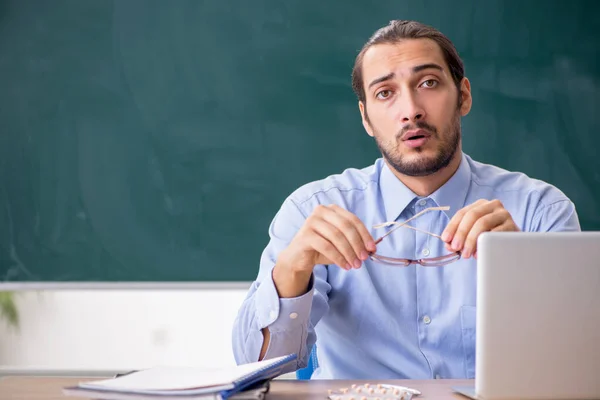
left=420, top=79, right=438, bottom=88
left=376, top=90, right=392, bottom=99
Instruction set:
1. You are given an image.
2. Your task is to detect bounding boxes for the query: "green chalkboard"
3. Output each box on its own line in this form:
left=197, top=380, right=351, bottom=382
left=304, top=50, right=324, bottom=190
left=1, top=1, right=598, bottom=282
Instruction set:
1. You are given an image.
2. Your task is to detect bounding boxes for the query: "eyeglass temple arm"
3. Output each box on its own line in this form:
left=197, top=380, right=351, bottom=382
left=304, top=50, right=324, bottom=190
left=373, top=206, right=450, bottom=242
left=374, top=224, right=442, bottom=244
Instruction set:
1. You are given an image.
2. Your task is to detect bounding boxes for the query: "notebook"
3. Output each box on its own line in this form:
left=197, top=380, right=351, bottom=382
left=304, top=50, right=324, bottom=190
left=63, top=354, right=296, bottom=400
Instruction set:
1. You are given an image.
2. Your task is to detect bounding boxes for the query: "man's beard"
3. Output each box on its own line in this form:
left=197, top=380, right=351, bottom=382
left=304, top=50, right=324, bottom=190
left=372, top=112, right=461, bottom=177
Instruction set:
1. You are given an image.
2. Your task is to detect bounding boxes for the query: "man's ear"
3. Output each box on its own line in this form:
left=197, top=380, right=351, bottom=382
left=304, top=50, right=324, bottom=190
left=359, top=101, right=374, bottom=137
left=459, top=78, right=472, bottom=116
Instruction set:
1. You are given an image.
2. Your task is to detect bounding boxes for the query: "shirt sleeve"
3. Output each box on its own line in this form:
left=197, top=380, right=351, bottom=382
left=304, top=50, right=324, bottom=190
left=231, top=198, right=331, bottom=372
left=530, top=199, right=581, bottom=232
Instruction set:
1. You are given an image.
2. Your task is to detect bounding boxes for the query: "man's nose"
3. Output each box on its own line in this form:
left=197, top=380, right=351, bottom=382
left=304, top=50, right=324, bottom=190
left=401, top=95, right=426, bottom=123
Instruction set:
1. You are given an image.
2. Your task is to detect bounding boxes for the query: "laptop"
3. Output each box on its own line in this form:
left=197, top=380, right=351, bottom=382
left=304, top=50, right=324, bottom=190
left=453, top=232, right=600, bottom=400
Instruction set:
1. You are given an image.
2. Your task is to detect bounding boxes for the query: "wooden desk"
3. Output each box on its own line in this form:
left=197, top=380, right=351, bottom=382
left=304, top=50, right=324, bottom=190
left=0, top=376, right=473, bottom=399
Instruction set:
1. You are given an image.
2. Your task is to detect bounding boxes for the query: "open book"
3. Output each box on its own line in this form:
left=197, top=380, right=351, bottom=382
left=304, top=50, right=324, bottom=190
left=63, top=354, right=296, bottom=400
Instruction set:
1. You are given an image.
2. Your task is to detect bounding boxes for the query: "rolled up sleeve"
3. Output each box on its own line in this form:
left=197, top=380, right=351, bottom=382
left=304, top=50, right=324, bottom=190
left=231, top=197, right=330, bottom=371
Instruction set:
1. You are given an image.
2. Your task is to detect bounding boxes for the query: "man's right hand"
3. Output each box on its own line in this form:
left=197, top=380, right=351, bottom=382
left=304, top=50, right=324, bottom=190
left=272, top=204, right=376, bottom=298
left=260, top=204, right=376, bottom=360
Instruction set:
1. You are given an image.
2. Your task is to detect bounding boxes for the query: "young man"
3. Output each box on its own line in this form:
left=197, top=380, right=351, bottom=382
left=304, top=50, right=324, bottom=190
left=231, top=20, right=580, bottom=379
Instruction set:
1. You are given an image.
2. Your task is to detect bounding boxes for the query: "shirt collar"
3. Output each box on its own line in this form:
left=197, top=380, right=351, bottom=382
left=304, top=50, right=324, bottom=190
left=378, top=152, right=472, bottom=223
left=379, top=161, right=418, bottom=223
left=430, top=152, right=472, bottom=220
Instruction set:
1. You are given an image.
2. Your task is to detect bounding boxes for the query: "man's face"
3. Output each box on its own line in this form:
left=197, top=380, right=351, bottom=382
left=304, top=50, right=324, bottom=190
left=359, top=38, right=471, bottom=177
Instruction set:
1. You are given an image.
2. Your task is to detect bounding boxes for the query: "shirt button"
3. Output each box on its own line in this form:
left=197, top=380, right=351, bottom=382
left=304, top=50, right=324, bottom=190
left=269, top=310, right=277, bottom=320
left=289, top=312, right=298, bottom=319
left=422, top=248, right=430, bottom=256
left=418, top=199, right=427, bottom=206
left=423, top=315, right=431, bottom=324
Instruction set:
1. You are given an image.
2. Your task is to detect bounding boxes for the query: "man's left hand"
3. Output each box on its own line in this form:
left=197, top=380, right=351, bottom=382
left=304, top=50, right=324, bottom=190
left=441, top=199, right=519, bottom=259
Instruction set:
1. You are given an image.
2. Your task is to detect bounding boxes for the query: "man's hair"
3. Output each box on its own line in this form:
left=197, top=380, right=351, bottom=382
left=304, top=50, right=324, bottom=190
left=351, top=20, right=465, bottom=105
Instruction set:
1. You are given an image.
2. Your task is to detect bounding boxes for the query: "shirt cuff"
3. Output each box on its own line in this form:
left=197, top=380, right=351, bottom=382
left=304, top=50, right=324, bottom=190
left=254, top=269, right=314, bottom=331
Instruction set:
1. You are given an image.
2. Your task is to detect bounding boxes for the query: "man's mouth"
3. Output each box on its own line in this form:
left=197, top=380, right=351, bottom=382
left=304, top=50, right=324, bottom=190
left=401, top=129, right=431, bottom=141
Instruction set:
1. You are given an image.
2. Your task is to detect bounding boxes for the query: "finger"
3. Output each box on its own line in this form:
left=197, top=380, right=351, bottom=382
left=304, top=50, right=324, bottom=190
left=442, top=200, right=488, bottom=246
left=470, top=219, right=515, bottom=261
left=310, top=206, right=359, bottom=268
left=441, top=199, right=487, bottom=243
left=311, top=218, right=362, bottom=269
left=309, top=234, right=352, bottom=270
left=462, top=210, right=508, bottom=258
left=324, top=205, right=372, bottom=260
left=493, top=217, right=520, bottom=233
left=328, top=205, right=376, bottom=252
left=451, top=201, right=498, bottom=253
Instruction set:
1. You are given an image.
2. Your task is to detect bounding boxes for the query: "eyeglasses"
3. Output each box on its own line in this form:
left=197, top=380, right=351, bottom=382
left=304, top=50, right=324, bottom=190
left=369, top=206, right=461, bottom=267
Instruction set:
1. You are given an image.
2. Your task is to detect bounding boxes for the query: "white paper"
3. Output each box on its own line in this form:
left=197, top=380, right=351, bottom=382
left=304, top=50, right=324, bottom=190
left=79, top=355, right=291, bottom=393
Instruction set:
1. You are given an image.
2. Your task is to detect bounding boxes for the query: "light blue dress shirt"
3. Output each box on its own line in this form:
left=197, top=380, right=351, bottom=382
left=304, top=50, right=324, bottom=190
left=231, top=152, right=580, bottom=379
